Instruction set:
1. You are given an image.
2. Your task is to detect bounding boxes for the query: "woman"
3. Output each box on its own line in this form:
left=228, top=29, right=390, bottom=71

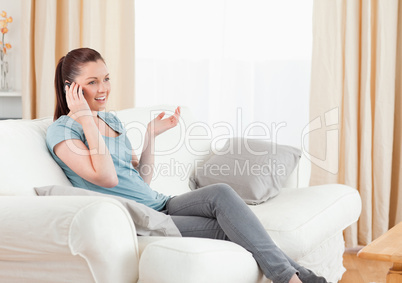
left=47, top=47, right=327, bottom=283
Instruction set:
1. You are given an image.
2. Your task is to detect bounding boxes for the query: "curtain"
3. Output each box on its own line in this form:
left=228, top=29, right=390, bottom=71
left=135, top=0, right=313, bottom=149
left=309, top=0, right=402, bottom=247
left=21, top=0, right=135, bottom=119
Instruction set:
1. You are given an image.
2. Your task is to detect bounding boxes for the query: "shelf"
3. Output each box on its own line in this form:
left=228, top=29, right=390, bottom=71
left=0, top=92, right=22, bottom=119
left=0, top=91, right=21, bottom=97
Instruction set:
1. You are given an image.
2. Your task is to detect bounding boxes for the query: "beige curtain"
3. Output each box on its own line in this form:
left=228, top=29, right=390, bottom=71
left=21, top=0, right=135, bottom=119
left=309, top=0, right=402, bottom=247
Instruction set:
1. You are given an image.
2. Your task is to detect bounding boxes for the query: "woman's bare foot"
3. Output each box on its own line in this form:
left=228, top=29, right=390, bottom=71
left=289, top=273, right=302, bottom=283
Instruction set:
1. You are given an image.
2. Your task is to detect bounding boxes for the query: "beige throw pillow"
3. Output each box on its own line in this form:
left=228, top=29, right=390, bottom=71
left=190, top=138, right=301, bottom=205
left=34, top=185, right=181, bottom=237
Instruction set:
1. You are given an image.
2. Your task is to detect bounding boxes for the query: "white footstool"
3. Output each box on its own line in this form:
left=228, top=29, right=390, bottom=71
left=138, top=237, right=266, bottom=283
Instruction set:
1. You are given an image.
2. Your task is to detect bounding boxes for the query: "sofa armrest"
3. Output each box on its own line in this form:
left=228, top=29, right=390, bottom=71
left=296, top=152, right=311, bottom=188
left=0, top=196, right=139, bottom=283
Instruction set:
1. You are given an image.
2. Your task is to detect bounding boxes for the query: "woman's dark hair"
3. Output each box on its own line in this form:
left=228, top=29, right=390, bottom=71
left=54, top=47, right=105, bottom=120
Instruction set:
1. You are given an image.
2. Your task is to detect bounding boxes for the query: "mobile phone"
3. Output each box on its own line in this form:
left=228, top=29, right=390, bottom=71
left=64, top=82, right=84, bottom=95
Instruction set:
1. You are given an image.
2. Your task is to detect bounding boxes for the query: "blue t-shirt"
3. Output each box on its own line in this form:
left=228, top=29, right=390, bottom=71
left=46, top=111, right=169, bottom=211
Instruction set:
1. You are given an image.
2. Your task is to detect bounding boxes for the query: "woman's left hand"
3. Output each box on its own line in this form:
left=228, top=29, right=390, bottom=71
left=148, top=106, right=181, bottom=137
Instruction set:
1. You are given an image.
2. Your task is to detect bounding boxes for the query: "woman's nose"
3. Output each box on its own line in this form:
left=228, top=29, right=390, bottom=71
left=98, top=82, right=107, bottom=92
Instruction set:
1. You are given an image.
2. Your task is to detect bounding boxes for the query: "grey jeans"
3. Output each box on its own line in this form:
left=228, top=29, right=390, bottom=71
left=165, top=183, right=327, bottom=283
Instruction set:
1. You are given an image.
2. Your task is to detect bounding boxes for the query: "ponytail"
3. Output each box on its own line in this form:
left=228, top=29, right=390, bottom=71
left=54, top=56, right=68, bottom=121
left=53, top=48, right=105, bottom=121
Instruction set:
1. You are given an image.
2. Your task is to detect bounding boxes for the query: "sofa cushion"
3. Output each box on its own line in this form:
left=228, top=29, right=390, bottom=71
left=0, top=118, right=72, bottom=196
left=35, top=185, right=181, bottom=237
left=190, top=138, right=301, bottom=204
left=249, top=184, right=361, bottom=261
left=105, top=106, right=307, bottom=196
left=139, top=238, right=264, bottom=283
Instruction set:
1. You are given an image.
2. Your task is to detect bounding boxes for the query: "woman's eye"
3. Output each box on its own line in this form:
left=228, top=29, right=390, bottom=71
left=104, top=77, right=110, bottom=82
left=88, top=81, right=96, bottom=85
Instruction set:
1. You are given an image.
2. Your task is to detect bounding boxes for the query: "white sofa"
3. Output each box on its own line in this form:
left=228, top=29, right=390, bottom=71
left=0, top=105, right=361, bottom=283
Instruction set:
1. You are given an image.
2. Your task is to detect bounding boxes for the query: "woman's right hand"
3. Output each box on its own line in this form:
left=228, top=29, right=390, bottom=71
left=55, top=81, right=118, bottom=188
left=65, top=82, right=92, bottom=120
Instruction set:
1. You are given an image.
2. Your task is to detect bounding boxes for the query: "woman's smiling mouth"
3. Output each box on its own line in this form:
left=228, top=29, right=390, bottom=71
left=95, top=96, right=106, bottom=102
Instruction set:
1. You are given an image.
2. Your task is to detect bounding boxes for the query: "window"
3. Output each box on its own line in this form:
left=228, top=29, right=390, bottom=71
left=135, top=0, right=313, bottom=147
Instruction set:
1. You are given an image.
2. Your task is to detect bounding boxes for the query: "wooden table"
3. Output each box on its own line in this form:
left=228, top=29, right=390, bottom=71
left=358, top=222, right=402, bottom=283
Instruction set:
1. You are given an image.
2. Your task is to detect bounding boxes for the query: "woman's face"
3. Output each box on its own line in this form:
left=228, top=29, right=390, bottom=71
left=74, top=60, right=111, bottom=111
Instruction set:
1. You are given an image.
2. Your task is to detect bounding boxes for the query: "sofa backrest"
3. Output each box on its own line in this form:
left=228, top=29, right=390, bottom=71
left=116, top=105, right=311, bottom=196
left=0, top=105, right=310, bottom=196
left=0, top=117, right=72, bottom=196
left=116, top=105, right=209, bottom=196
